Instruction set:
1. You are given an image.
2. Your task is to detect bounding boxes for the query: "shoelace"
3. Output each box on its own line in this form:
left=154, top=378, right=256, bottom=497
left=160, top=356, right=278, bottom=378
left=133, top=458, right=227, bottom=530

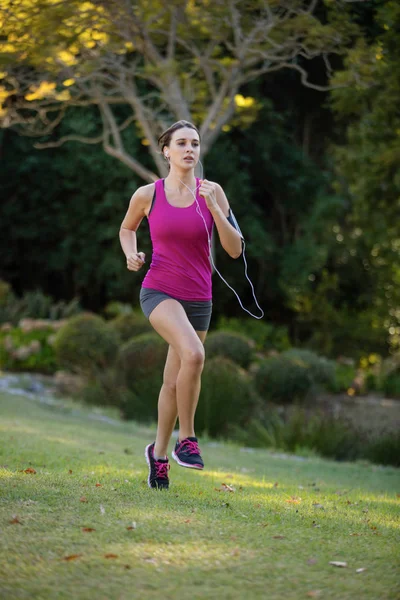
left=155, top=461, right=170, bottom=479
left=179, top=440, right=200, bottom=455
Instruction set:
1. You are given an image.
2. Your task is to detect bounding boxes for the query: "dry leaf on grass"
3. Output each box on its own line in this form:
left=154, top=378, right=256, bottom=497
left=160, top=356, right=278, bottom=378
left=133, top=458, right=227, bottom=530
left=126, top=522, right=137, bottom=530
left=272, top=535, right=285, bottom=539
left=79, top=497, right=88, bottom=503
left=286, top=496, right=301, bottom=504
left=104, top=554, right=118, bottom=559
left=95, top=483, right=102, bottom=487
left=24, top=468, right=36, bottom=474
left=221, top=483, right=236, bottom=492
left=312, top=503, right=325, bottom=509
left=68, top=470, right=72, bottom=475
left=82, top=527, right=95, bottom=532
left=63, top=554, right=82, bottom=561
left=307, top=558, right=318, bottom=565
left=307, top=591, right=321, bottom=598
left=329, top=561, right=347, bottom=568
left=9, top=515, right=22, bottom=524
left=356, top=568, right=366, bottom=573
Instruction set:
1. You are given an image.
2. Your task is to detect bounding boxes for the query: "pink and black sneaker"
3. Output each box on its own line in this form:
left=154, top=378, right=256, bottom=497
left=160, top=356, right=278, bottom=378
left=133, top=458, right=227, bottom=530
left=145, top=443, right=170, bottom=490
left=172, top=437, right=204, bottom=470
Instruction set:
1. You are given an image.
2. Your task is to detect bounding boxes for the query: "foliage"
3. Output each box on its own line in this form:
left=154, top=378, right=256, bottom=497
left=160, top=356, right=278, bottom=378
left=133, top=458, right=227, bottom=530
left=326, top=363, right=357, bottom=394
left=196, top=357, right=258, bottom=437
left=329, top=0, right=400, bottom=355
left=54, top=313, right=119, bottom=377
left=0, top=0, right=360, bottom=181
left=281, top=348, right=336, bottom=387
left=230, top=406, right=364, bottom=462
left=254, top=355, right=314, bottom=404
left=0, top=280, right=81, bottom=325
left=204, top=331, right=255, bottom=369
left=108, top=311, right=152, bottom=343
left=116, top=333, right=168, bottom=421
left=215, top=316, right=290, bottom=352
left=366, top=430, right=400, bottom=468
left=0, top=323, right=58, bottom=373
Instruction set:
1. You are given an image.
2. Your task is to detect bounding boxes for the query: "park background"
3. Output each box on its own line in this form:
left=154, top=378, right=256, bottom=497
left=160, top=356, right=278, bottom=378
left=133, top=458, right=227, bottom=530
left=0, top=0, right=399, bottom=466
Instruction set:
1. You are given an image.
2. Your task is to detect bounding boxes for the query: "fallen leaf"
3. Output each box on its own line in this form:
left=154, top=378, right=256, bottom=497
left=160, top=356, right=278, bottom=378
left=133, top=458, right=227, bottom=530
left=221, top=483, right=236, bottom=492
left=312, top=503, right=324, bottom=509
left=95, top=483, right=102, bottom=488
left=68, top=470, right=73, bottom=475
left=104, top=553, right=118, bottom=559
left=24, top=468, right=36, bottom=474
left=63, top=554, right=82, bottom=561
left=144, top=557, right=157, bottom=564
left=79, top=496, right=88, bottom=503
left=82, top=527, right=95, bottom=532
left=307, top=591, right=321, bottom=598
left=329, top=561, right=347, bottom=568
left=286, top=496, right=301, bottom=504
left=10, top=515, right=22, bottom=524
left=124, top=564, right=131, bottom=570
left=356, top=568, right=366, bottom=573
left=307, top=558, right=318, bottom=565
left=350, top=533, right=361, bottom=536
left=184, top=519, right=191, bottom=523
left=273, top=535, right=285, bottom=539
left=273, top=482, right=279, bottom=488
left=126, top=522, right=137, bottom=530
left=231, top=547, right=240, bottom=556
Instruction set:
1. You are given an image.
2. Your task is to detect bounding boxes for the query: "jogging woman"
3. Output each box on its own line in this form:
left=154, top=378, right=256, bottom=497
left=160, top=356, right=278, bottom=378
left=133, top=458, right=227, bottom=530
left=119, top=120, right=242, bottom=489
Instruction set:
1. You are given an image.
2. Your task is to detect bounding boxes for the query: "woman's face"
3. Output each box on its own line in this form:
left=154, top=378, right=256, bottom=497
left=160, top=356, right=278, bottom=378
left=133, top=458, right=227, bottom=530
left=166, top=127, right=200, bottom=170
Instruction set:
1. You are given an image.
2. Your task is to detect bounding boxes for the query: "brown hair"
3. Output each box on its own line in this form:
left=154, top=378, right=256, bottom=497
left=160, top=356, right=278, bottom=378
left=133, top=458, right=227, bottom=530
left=158, top=120, right=200, bottom=153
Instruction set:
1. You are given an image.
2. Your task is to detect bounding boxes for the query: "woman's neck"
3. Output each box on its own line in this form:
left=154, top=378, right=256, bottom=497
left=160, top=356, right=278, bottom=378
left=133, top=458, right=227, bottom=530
left=165, top=168, right=197, bottom=193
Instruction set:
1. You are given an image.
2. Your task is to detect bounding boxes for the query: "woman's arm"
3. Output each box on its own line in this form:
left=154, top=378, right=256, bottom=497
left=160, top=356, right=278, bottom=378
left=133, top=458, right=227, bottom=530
left=119, top=183, right=154, bottom=271
left=199, top=180, right=242, bottom=259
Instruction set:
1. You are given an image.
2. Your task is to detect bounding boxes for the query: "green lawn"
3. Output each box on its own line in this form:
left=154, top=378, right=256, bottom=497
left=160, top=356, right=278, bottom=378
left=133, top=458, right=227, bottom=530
left=0, top=391, right=399, bottom=600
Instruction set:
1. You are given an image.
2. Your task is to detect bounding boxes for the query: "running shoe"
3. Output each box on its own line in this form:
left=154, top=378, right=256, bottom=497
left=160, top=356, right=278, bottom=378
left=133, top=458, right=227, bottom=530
left=145, top=443, right=170, bottom=489
left=172, top=436, right=204, bottom=470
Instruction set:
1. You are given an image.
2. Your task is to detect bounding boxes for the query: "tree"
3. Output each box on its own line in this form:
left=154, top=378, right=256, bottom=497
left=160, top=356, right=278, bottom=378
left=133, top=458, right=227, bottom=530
left=0, top=0, right=359, bottom=181
left=329, top=0, right=400, bottom=353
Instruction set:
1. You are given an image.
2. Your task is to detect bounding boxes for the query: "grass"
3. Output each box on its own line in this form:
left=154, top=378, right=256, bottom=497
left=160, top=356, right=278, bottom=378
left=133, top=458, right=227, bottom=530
left=0, top=391, right=399, bottom=600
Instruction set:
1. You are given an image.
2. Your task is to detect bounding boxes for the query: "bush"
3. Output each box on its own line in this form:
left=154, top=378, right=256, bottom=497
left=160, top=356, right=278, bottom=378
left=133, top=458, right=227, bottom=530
left=205, top=331, right=255, bottom=369
left=216, top=316, right=290, bottom=351
left=282, top=348, right=336, bottom=387
left=230, top=406, right=363, bottom=462
left=254, top=355, right=313, bottom=404
left=0, top=280, right=81, bottom=325
left=79, top=368, right=136, bottom=413
left=108, top=311, right=152, bottom=343
left=382, top=373, right=400, bottom=398
left=116, top=333, right=168, bottom=421
left=367, top=431, right=400, bottom=467
left=196, top=357, right=258, bottom=437
left=327, top=363, right=357, bottom=394
left=0, top=324, right=59, bottom=374
left=54, top=313, right=119, bottom=377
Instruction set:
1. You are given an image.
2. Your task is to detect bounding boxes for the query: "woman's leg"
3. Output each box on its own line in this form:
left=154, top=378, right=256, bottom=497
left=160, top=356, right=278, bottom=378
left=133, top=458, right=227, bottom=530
left=149, top=299, right=207, bottom=449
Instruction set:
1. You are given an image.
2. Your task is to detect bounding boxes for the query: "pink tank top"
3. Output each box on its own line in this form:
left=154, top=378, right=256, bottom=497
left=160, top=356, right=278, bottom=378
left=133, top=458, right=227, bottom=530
left=142, top=178, right=214, bottom=301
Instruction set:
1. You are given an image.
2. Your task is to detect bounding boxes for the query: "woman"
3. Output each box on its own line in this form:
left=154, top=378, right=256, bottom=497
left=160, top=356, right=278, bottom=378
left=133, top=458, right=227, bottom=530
left=119, top=120, right=242, bottom=489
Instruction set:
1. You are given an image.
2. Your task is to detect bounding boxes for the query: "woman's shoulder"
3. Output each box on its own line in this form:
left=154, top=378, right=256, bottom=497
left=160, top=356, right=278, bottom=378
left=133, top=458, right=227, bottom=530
left=134, top=182, right=157, bottom=202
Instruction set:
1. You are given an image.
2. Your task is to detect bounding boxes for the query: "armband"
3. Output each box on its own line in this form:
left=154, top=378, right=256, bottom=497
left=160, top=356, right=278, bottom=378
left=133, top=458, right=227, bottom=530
left=227, top=209, right=244, bottom=241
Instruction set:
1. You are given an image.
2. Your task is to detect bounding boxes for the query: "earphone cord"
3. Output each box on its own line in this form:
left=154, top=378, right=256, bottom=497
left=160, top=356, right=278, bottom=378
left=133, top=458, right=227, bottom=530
left=179, top=164, right=264, bottom=320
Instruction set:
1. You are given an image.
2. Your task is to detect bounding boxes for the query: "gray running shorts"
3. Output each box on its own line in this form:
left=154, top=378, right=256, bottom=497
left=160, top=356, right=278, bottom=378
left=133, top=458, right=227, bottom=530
left=139, top=287, right=212, bottom=332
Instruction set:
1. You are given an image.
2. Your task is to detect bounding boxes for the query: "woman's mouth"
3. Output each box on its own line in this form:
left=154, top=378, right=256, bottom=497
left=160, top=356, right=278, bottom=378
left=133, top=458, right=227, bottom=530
left=184, top=157, right=194, bottom=162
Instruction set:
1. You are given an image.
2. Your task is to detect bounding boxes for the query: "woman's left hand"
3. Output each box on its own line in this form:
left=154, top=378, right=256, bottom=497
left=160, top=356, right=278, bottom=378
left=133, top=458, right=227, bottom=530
left=199, top=179, right=218, bottom=212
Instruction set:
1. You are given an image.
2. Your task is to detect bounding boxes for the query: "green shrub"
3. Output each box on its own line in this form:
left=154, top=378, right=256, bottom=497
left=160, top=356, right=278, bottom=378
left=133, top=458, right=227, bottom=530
left=366, top=431, right=400, bottom=467
left=116, top=333, right=168, bottom=421
left=216, top=316, right=290, bottom=351
left=0, top=325, right=58, bottom=374
left=54, top=313, right=119, bottom=377
left=282, top=348, right=336, bottom=387
left=254, top=355, right=313, bottom=404
left=229, top=406, right=363, bottom=462
left=382, top=373, right=400, bottom=398
left=0, top=281, right=81, bottom=326
left=205, top=331, right=255, bottom=369
left=108, top=311, right=152, bottom=343
left=196, top=357, right=258, bottom=437
left=327, top=363, right=357, bottom=393
left=79, top=368, right=136, bottom=413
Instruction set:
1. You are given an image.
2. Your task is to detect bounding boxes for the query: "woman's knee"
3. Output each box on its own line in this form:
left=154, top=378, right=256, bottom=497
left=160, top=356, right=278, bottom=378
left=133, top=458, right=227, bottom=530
left=181, top=345, right=205, bottom=370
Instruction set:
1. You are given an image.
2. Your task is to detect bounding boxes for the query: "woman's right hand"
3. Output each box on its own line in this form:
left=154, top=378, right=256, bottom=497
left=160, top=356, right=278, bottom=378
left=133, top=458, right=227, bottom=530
left=126, top=252, right=146, bottom=271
